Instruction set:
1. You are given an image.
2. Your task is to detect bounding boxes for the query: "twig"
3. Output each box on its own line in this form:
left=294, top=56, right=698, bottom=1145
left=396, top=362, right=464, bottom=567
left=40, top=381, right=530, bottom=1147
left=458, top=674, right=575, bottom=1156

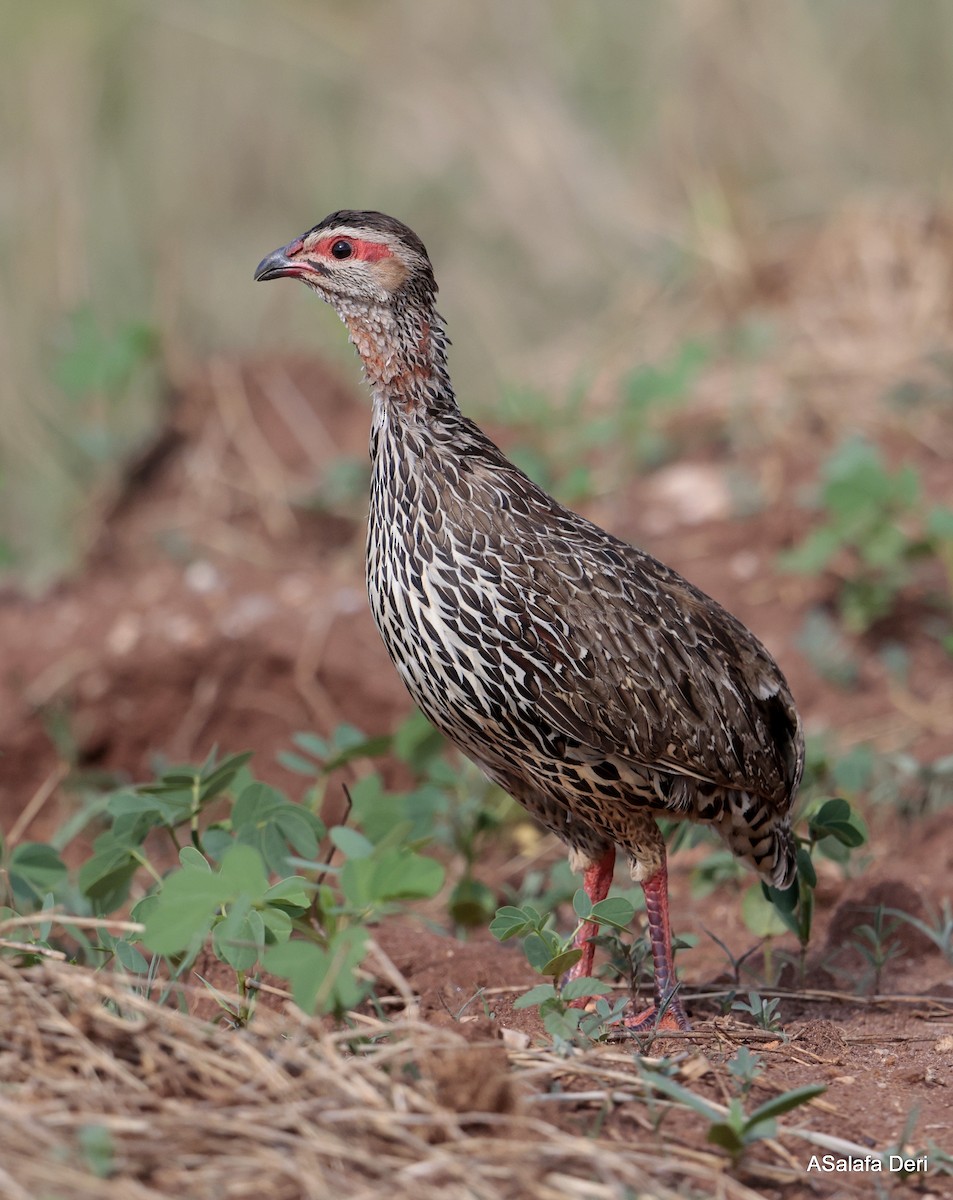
left=6, top=763, right=69, bottom=845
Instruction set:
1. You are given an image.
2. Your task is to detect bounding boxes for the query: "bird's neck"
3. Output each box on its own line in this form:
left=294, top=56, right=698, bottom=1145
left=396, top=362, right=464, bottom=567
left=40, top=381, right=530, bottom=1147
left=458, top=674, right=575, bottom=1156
left=339, top=298, right=457, bottom=426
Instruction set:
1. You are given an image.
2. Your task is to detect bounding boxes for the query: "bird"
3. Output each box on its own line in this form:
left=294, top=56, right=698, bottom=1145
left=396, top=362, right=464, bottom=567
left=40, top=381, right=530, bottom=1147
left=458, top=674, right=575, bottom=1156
left=255, top=211, right=804, bottom=1032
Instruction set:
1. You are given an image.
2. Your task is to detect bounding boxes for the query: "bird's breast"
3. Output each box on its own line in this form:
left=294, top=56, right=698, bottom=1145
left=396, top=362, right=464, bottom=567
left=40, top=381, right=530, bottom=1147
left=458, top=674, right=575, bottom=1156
left=365, top=431, right=559, bottom=750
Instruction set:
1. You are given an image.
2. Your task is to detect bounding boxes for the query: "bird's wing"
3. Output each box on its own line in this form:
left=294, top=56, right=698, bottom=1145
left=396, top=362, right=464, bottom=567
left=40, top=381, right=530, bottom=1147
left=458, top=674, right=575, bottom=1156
left=453, top=444, right=803, bottom=809
left=521, top=532, right=803, bottom=807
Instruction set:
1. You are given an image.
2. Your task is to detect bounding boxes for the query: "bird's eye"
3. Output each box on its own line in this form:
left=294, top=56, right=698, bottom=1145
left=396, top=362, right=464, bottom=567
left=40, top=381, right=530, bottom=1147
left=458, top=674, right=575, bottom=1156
left=331, top=239, right=353, bottom=260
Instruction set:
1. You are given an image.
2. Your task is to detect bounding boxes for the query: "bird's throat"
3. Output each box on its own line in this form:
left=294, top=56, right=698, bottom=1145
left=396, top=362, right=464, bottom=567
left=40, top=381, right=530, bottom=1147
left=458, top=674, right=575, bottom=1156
left=341, top=302, right=454, bottom=420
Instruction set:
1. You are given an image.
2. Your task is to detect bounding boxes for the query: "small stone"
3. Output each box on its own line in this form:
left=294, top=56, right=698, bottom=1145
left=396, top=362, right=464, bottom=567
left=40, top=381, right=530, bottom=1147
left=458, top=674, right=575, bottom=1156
left=502, top=1028, right=530, bottom=1051
left=106, top=614, right=140, bottom=656
left=184, top=560, right=221, bottom=594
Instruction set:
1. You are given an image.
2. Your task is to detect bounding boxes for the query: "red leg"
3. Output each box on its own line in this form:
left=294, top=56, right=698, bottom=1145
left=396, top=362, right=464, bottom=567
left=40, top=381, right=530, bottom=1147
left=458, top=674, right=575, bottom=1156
left=565, top=847, right=615, bottom=990
left=623, top=856, right=691, bottom=1032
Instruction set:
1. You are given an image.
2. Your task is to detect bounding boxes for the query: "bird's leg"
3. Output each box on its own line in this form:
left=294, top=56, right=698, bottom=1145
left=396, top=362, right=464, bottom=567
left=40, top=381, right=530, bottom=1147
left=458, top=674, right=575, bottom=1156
left=564, top=846, right=615, bottom=994
left=623, top=855, right=691, bottom=1032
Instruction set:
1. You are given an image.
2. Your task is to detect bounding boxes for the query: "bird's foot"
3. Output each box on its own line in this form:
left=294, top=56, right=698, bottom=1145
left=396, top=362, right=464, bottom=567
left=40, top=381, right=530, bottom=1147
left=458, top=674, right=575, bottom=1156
left=621, top=995, right=691, bottom=1034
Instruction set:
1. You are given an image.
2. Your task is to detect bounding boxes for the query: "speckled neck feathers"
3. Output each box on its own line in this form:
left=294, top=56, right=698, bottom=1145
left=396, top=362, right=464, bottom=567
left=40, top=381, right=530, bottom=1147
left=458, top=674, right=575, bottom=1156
left=336, top=292, right=456, bottom=429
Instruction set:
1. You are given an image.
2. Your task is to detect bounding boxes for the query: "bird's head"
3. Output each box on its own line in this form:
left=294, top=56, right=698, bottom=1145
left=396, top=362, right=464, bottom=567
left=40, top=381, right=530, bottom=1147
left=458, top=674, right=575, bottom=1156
left=254, top=210, right=437, bottom=313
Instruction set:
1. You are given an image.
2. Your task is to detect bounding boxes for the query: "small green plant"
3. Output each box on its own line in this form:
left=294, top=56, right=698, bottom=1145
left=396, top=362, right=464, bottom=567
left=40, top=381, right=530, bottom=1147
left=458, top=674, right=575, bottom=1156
left=53, top=306, right=160, bottom=480
left=732, top=990, right=783, bottom=1033
left=1, top=721, right=453, bottom=1023
left=639, top=1062, right=825, bottom=1165
left=851, top=905, right=903, bottom=994
left=489, top=339, right=712, bottom=502
left=615, top=338, right=711, bottom=468
left=885, top=898, right=953, bottom=964
left=795, top=609, right=859, bottom=688
left=490, top=895, right=633, bottom=1044
left=283, top=710, right=516, bottom=930
left=755, top=795, right=868, bottom=968
left=726, top=1046, right=765, bottom=1098
left=780, top=438, right=953, bottom=634
left=0, top=469, right=17, bottom=571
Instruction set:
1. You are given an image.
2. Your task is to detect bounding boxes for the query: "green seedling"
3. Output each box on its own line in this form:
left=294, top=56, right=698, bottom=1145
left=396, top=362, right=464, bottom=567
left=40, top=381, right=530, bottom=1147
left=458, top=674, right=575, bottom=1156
left=726, top=1046, right=765, bottom=1098
left=885, top=899, right=953, bottom=964
left=781, top=437, right=953, bottom=635
left=492, top=895, right=633, bottom=1045
left=732, top=990, right=783, bottom=1032
left=639, top=1063, right=825, bottom=1165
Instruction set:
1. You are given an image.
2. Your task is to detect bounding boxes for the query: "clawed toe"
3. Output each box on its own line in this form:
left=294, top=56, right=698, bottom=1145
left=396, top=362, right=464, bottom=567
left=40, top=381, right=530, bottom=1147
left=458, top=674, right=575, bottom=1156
left=621, top=998, right=691, bottom=1034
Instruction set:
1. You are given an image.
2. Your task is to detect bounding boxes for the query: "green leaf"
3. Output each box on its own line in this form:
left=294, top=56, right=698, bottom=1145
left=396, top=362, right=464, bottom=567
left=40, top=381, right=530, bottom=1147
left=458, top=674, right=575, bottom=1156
left=232, top=783, right=323, bottom=872
left=77, top=839, right=139, bottom=910
left=142, top=844, right=269, bottom=956
left=796, top=844, right=817, bottom=889
left=830, top=749, right=876, bottom=795
left=113, top=939, right=149, bottom=973
left=572, top=888, right=593, bottom=919
left=392, top=709, right=445, bottom=767
left=259, top=905, right=293, bottom=943
left=745, top=1083, right=826, bottom=1125
left=77, top=1124, right=115, bottom=1180
left=541, top=1006, right=584, bottom=1042
left=540, top=948, right=583, bottom=978
left=369, top=850, right=444, bottom=901
left=522, top=931, right=559, bottom=973
left=264, top=876, right=312, bottom=907
left=348, top=772, right=449, bottom=845
left=448, top=877, right=497, bottom=927
left=927, top=505, right=953, bottom=540
left=213, top=902, right=265, bottom=971
left=562, top=976, right=613, bottom=1001
left=202, top=828, right=235, bottom=862
left=741, top=885, right=790, bottom=937
left=290, top=731, right=329, bottom=760
left=639, top=1070, right=723, bottom=1121
left=329, top=826, right=374, bottom=860
left=198, top=752, right=255, bottom=802
left=339, top=849, right=444, bottom=909
left=590, top=897, right=636, bottom=930
left=813, top=797, right=851, bottom=825
left=825, top=821, right=866, bottom=848
left=706, top=1121, right=745, bottom=1156
left=513, top=983, right=557, bottom=1009
left=264, top=927, right=369, bottom=1014
left=811, top=799, right=867, bottom=849
left=179, top=846, right=211, bottom=871
left=217, top=843, right=269, bottom=895
left=489, top=906, right=534, bottom=941
left=779, top=526, right=842, bottom=574
left=322, top=730, right=392, bottom=772
left=289, top=725, right=391, bottom=773
left=277, top=751, right=324, bottom=776
left=8, top=843, right=68, bottom=908
left=106, top=788, right=188, bottom=828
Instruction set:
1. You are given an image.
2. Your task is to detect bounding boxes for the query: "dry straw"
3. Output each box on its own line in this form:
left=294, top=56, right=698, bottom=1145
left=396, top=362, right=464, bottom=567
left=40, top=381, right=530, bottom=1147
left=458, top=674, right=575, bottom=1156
left=0, top=958, right=781, bottom=1200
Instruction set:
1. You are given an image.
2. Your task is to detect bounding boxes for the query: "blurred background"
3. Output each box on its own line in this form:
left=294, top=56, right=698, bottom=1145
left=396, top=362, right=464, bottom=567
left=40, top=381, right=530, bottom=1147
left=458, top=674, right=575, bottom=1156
left=3, top=0, right=953, bottom=580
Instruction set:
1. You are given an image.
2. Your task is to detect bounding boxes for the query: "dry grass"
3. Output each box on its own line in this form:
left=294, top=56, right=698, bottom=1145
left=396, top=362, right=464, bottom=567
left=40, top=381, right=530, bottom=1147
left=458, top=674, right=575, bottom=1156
left=0, top=957, right=860, bottom=1200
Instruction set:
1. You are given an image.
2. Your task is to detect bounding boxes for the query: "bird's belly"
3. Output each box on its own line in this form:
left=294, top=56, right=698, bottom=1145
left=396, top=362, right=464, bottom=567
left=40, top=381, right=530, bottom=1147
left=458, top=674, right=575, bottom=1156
left=365, top=525, right=666, bottom=830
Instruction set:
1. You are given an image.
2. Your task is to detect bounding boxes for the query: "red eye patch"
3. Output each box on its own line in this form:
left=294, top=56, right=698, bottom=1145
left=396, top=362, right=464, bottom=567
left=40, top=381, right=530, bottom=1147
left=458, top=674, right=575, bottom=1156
left=312, top=236, right=394, bottom=262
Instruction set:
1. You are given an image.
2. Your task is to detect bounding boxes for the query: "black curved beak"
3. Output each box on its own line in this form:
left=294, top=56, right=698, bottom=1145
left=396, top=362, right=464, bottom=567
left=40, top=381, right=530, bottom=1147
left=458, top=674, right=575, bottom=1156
left=254, top=246, right=300, bottom=282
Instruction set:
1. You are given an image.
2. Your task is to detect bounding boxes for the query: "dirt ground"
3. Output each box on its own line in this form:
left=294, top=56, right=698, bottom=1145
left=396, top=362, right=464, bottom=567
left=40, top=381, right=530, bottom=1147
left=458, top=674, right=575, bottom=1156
left=2, top=205, right=952, bottom=1197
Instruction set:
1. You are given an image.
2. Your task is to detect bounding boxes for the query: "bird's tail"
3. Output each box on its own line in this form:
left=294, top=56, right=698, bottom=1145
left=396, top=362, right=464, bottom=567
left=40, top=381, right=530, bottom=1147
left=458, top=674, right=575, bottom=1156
left=719, top=792, right=798, bottom=891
